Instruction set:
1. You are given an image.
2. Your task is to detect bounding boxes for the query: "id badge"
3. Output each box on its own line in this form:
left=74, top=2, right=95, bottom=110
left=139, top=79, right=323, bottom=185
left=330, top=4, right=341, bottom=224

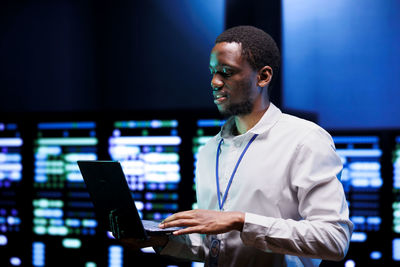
left=209, top=235, right=220, bottom=267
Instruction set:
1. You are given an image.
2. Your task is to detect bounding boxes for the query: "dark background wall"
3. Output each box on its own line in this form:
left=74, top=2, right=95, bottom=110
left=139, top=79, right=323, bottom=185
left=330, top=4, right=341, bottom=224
left=282, top=0, right=400, bottom=129
left=1, top=0, right=399, bottom=129
left=0, top=1, right=98, bottom=111
left=0, top=0, right=225, bottom=113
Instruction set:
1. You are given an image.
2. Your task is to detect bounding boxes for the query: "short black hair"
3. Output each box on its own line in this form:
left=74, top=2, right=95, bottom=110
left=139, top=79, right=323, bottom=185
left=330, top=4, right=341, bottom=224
left=215, top=25, right=280, bottom=93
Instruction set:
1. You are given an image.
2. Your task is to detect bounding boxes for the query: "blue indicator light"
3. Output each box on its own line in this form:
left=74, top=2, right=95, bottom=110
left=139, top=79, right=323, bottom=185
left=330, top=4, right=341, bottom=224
left=68, top=201, right=94, bottom=208
left=394, top=239, right=400, bottom=261
left=62, top=238, right=82, bottom=249
left=351, top=216, right=365, bottom=224
left=370, top=251, right=382, bottom=260
left=82, top=219, right=97, bottom=228
left=34, top=175, right=47, bottom=183
left=108, top=245, right=123, bottom=267
left=350, top=232, right=367, bottom=242
left=50, top=219, right=63, bottom=226
left=10, top=257, right=22, bottom=266
left=0, top=234, right=8, bottom=245
left=366, top=217, right=381, bottom=225
left=38, top=122, right=96, bottom=130
left=333, top=136, right=379, bottom=144
left=32, top=242, right=45, bottom=267
left=197, top=119, right=225, bottom=127
left=6, top=124, right=18, bottom=131
left=66, top=219, right=81, bottom=227
left=344, top=259, right=355, bottom=267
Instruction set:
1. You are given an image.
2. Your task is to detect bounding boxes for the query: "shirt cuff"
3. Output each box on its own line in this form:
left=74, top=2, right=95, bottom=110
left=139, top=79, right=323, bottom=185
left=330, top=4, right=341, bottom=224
left=159, top=235, right=186, bottom=255
left=240, top=212, right=274, bottom=252
left=159, top=234, right=205, bottom=261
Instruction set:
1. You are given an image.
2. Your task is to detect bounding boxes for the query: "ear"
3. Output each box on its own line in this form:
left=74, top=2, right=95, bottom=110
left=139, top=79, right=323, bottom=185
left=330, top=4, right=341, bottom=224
left=257, top=66, right=273, bottom=88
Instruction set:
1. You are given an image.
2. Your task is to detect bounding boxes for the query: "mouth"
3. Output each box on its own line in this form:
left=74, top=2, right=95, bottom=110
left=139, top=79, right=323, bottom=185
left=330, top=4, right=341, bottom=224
left=213, top=92, right=228, bottom=104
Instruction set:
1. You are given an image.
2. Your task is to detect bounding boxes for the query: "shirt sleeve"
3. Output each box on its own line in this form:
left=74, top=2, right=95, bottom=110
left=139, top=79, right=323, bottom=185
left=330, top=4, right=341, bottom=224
left=240, top=127, right=354, bottom=261
left=158, top=233, right=206, bottom=262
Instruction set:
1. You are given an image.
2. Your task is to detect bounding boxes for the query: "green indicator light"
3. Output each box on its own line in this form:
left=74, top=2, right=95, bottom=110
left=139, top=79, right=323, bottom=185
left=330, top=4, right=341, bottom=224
left=38, top=199, right=49, bottom=208
left=62, top=238, right=82, bottom=249
left=114, top=120, right=178, bottom=128
left=164, top=120, right=178, bottom=127
left=45, top=161, right=64, bottom=167
left=167, top=183, right=178, bottom=190
left=42, top=168, right=64, bottom=175
left=142, top=130, right=149, bottom=136
left=34, top=226, right=47, bottom=235
left=114, top=121, right=123, bottom=128
left=86, top=262, right=97, bottom=267
left=54, top=200, right=64, bottom=208
left=136, top=121, right=145, bottom=128
left=36, top=137, right=98, bottom=146
left=163, top=147, right=170, bottom=152
left=34, top=218, right=47, bottom=225
left=48, top=226, right=68, bottom=236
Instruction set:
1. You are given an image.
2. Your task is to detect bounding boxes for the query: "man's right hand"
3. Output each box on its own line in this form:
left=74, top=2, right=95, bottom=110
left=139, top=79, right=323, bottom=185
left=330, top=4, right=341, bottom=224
left=119, top=235, right=169, bottom=251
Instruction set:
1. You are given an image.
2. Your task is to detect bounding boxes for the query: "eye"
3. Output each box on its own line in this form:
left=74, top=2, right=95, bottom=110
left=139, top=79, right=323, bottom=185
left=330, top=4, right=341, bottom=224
left=209, top=67, right=233, bottom=77
left=221, top=68, right=233, bottom=77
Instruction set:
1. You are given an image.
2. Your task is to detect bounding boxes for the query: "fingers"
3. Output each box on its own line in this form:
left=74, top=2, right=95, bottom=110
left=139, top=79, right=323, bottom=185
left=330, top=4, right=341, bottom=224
left=172, top=225, right=206, bottom=235
left=159, top=210, right=198, bottom=228
left=171, top=224, right=222, bottom=236
left=161, top=210, right=245, bottom=235
left=162, top=210, right=195, bottom=223
left=159, top=218, right=196, bottom=229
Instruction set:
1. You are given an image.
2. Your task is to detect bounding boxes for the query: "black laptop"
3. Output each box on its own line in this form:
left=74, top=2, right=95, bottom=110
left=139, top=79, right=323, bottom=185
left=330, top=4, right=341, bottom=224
left=77, top=160, right=181, bottom=240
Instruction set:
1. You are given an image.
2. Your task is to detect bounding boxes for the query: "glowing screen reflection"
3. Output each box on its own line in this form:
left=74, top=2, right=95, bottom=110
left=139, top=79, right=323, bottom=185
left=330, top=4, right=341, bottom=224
left=108, top=120, right=181, bottom=221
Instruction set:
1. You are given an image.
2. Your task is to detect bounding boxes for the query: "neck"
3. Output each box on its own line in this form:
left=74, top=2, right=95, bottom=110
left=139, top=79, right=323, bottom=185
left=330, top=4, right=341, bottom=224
left=234, top=101, right=270, bottom=135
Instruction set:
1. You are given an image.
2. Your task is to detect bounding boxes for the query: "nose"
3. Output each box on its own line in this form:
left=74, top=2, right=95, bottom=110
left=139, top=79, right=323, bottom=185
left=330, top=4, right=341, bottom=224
left=211, top=74, right=224, bottom=91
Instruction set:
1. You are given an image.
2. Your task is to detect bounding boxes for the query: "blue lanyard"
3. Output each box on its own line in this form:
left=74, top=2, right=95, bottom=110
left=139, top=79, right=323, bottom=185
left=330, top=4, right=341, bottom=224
left=215, top=133, right=258, bottom=210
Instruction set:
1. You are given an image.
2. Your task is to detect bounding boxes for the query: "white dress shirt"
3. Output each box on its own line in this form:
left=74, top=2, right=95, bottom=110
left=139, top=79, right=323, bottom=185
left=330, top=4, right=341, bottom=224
left=161, top=103, right=353, bottom=267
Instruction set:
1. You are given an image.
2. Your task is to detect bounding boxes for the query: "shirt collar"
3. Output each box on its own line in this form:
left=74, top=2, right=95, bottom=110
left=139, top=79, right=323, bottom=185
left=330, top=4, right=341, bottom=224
left=218, top=102, right=282, bottom=140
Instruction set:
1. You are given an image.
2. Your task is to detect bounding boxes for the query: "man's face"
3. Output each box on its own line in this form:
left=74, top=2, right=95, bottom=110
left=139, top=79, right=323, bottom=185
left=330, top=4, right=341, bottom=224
left=209, top=42, right=259, bottom=117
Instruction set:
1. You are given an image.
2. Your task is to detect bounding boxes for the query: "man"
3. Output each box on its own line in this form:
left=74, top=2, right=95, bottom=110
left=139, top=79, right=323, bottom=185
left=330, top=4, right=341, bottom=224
left=123, top=25, right=353, bottom=267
